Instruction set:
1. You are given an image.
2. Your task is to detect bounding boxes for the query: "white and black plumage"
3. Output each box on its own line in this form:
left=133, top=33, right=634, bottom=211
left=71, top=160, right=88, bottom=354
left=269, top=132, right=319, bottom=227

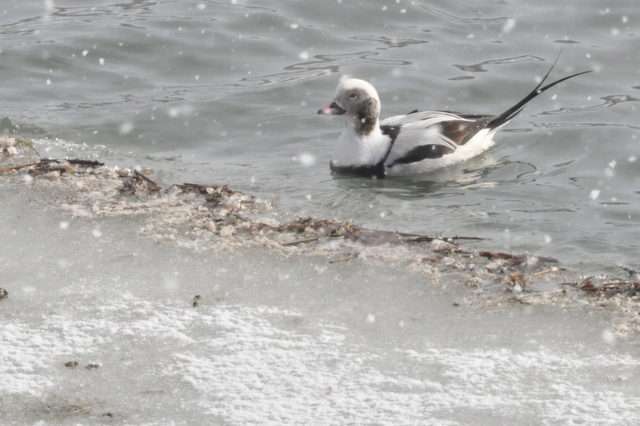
left=318, top=62, right=590, bottom=178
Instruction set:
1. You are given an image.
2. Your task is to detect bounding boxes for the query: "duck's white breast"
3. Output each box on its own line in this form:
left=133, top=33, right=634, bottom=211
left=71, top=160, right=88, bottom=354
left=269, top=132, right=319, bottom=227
left=330, top=127, right=391, bottom=168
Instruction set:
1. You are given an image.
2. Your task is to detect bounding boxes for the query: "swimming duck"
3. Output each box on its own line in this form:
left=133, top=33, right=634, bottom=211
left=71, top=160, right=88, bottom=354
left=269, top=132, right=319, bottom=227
left=318, top=62, right=590, bottom=178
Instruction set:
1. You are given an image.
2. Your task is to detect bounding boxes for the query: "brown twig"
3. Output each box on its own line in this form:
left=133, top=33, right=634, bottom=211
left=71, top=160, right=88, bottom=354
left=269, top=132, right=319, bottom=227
left=478, top=251, right=559, bottom=264
left=134, top=169, right=161, bottom=191
left=531, top=267, right=560, bottom=278
left=67, top=159, right=104, bottom=167
left=564, top=277, right=640, bottom=295
left=0, top=161, right=43, bottom=173
left=281, top=238, right=320, bottom=247
left=0, top=158, right=101, bottom=174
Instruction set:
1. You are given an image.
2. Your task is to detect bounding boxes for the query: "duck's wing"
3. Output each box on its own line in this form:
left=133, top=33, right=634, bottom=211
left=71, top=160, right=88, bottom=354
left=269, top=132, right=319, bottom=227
left=379, top=67, right=592, bottom=168
left=380, top=111, right=495, bottom=167
left=378, top=55, right=592, bottom=169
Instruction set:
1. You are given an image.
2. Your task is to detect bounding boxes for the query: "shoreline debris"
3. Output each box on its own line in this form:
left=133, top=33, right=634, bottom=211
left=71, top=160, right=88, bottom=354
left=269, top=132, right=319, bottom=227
left=2, top=147, right=640, bottom=334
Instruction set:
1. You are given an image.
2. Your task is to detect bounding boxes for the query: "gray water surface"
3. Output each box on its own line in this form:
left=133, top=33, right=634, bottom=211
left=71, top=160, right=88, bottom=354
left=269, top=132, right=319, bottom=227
left=2, top=0, right=638, bottom=273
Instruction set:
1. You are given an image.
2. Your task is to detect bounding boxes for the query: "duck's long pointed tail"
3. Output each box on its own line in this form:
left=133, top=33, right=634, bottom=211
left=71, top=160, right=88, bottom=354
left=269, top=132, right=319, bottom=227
left=488, top=56, right=591, bottom=130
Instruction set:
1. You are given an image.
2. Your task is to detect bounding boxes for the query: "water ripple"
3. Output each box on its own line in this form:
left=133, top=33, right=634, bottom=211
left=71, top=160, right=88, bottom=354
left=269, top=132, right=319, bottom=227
left=540, top=94, right=640, bottom=116
left=419, top=4, right=511, bottom=25
left=453, top=55, right=543, bottom=73
left=349, top=35, right=429, bottom=49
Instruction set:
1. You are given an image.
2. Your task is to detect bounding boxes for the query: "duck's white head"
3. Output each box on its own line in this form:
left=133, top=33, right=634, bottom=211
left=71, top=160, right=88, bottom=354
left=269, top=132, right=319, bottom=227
left=318, top=79, right=381, bottom=135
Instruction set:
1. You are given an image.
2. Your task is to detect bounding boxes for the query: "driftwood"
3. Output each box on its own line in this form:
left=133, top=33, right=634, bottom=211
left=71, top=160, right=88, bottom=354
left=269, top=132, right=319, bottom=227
left=68, top=159, right=104, bottom=167
left=433, top=248, right=559, bottom=265
left=277, top=216, right=483, bottom=248
left=563, top=277, right=640, bottom=296
left=478, top=251, right=559, bottom=264
left=0, top=158, right=104, bottom=174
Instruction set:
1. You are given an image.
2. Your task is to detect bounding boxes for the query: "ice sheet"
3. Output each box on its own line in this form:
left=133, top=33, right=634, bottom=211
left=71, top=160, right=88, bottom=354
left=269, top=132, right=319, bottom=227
left=1, top=169, right=640, bottom=425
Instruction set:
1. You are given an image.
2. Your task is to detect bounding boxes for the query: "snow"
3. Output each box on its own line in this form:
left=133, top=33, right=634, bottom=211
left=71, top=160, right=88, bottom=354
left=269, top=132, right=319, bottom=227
left=3, top=289, right=640, bottom=423
left=297, top=153, right=316, bottom=167
left=1, top=159, right=640, bottom=424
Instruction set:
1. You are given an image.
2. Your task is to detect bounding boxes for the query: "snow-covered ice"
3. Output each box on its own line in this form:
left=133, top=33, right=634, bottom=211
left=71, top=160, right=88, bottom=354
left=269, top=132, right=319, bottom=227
left=1, top=167, right=640, bottom=425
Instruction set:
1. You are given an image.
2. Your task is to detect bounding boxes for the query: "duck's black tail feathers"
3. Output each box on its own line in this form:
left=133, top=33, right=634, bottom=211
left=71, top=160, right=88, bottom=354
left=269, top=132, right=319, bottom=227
left=488, top=56, right=591, bottom=130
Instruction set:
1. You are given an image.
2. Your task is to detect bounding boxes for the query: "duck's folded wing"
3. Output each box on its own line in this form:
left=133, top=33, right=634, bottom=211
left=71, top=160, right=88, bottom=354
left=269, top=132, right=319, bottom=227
left=380, top=111, right=495, bottom=167
left=381, top=110, right=463, bottom=127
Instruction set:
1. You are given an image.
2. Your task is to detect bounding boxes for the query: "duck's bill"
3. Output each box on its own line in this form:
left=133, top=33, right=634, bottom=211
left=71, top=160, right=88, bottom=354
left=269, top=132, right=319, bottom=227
left=318, top=101, right=346, bottom=115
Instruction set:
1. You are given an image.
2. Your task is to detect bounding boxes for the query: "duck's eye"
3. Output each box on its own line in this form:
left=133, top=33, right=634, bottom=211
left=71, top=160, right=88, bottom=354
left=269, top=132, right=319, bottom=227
left=349, top=92, right=358, bottom=99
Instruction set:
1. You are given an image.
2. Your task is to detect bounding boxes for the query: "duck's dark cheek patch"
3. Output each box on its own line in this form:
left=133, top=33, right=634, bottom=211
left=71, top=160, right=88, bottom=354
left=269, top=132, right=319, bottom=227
left=353, top=98, right=379, bottom=135
left=356, top=116, right=377, bottom=135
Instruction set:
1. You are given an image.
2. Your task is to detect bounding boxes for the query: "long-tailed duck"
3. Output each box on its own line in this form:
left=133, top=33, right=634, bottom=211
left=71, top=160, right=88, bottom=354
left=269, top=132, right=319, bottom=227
left=318, top=61, right=590, bottom=178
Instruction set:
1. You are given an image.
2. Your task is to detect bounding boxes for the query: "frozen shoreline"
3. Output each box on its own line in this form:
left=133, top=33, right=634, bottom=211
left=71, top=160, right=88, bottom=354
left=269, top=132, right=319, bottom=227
left=2, top=151, right=640, bottom=424
left=1, top=148, right=639, bottom=331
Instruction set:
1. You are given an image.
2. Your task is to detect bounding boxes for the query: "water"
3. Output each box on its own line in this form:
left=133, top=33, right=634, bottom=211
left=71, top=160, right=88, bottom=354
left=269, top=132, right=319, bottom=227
left=3, top=0, right=638, bottom=273
left=2, top=1, right=640, bottom=424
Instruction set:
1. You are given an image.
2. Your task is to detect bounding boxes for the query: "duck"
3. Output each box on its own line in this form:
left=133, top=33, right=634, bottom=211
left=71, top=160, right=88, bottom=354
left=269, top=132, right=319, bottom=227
left=318, top=61, right=590, bottom=178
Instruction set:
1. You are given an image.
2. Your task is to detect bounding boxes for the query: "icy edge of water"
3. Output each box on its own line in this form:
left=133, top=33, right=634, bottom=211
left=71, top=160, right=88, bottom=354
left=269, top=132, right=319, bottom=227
left=0, top=150, right=639, bottom=336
